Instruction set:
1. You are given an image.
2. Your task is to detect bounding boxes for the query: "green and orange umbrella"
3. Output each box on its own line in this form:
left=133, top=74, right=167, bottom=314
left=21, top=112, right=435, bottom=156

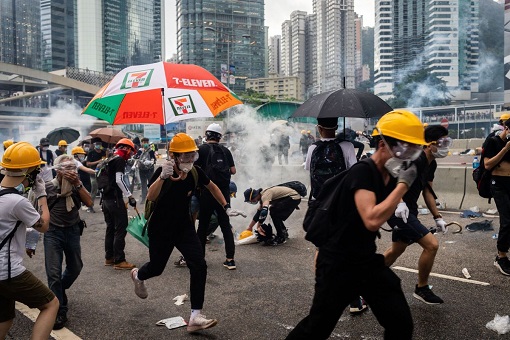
left=82, top=62, right=243, bottom=125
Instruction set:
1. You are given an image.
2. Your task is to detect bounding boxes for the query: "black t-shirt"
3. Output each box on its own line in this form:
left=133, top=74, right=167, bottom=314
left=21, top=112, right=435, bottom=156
left=102, top=156, right=127, bottom=200
left=322, top=159, right=396, bottom=266
left=403, top=152, right=436, bottom=216
left=149, top=166, right=210, bottom=222
left=85, top=149, right=106, bottom=169
left=195, top=143, right=235, bottom=189
left=484, top=136, right=510, bottom=163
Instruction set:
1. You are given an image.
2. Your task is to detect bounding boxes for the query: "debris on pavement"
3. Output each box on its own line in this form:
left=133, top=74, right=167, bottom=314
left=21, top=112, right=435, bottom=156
left=156, top=316, right=187, bottom=330
left=173, top=294, right=188, bottom=306
left=486, top=314, right=510, bottom=335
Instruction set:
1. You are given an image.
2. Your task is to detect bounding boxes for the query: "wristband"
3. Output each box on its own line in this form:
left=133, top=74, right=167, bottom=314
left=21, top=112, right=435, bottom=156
left=74, top=184, right=83, bottom=190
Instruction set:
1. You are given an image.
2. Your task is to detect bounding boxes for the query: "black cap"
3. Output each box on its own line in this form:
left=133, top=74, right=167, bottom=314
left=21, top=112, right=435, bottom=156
left=91, top=137, right=102, bottom=144
left=40, top=137, right=50, bottom=146
left=317, top=118, right=338, bottom=128
left=244, top=188, right=261, bottom=202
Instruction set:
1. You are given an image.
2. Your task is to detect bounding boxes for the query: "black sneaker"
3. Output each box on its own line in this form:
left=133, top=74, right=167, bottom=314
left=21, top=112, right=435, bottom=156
left=274, top=236, right=287, bottom=245
left=53, top=314, right=68, bottom=330
left=494, top=256, right=510, bottom=276
left=413, top=285, right=444, bottom=304
left=174, top=256, right=187, bottom=267
left=223, top=259, right=236, bottom=270
left=349, top=296, right=368, bottom=314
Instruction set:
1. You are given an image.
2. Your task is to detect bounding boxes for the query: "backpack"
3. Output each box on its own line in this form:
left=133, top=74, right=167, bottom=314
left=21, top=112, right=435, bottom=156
left=277, top=181, right=307, bottom=197
left=144, top=167, right=199, bottom=220
left=303, top=159, right=378, bottom=247
left=96, top=155, right=119, bottom=192
left=310, top=139, right=347, bottom=198
left=204, top=144, right=231, bottom=187
left=0, top=188, right=23, bottom=280
left=472, top=137, right=501, bottom=200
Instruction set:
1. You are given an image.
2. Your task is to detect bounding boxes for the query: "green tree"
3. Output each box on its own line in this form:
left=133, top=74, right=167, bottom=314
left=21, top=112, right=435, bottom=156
left=387, top=68, right=452, bottom=108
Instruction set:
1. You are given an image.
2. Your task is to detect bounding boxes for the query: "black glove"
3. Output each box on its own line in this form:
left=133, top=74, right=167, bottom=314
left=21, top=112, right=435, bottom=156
left=128, top=197, right=137, bottom=207
left=258, top=206, right=269, bottom=223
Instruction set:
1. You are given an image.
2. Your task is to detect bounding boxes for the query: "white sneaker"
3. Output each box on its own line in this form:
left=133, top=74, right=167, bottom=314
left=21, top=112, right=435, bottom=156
left=187, top=314, right=218, bottom=332
left=130, top=268, right=148, bottom=299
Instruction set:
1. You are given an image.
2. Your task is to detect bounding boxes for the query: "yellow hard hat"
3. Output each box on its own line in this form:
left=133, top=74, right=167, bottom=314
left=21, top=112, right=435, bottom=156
left=169, top=133, right=198, bottom=153
left=307, top=130, right=311, bottom=134
left=58, top=140, right=68, bottom=147
left=372, top=109, right=427, bottom=145
left=1, top=142, right=46, bottom=169
left=3, top=139, right=14, bottom=149
left=71, top=146, right=86, bottom=155
left=500, top=113, right=510, bottom=121
left=239, top=230, right=253, bottom=240
left=301, top=130, right=306, bottom=134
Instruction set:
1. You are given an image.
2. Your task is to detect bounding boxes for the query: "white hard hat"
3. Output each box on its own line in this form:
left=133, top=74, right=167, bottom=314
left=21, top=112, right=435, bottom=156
left=206, top=123, right=222, bottom=135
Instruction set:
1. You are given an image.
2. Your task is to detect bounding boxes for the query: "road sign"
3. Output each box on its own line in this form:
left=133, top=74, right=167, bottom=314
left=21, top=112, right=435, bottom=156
left=440, top=118, right=449, bottom=128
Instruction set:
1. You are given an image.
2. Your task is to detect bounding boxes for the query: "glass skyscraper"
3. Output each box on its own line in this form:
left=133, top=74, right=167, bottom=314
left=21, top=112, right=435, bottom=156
left=176, top=0, right=266, bottom=92
left=0, top=0, right=41, bottom=70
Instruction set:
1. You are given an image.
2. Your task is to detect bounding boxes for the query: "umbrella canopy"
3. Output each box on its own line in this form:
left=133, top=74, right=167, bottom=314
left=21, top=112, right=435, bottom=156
left=81, top=62, right=243, bottom=125
left=46, top=127, right=80, bottom=146
left=291, top=89, right=393, bottom=119
left=89, top=127, right=126, bottom=144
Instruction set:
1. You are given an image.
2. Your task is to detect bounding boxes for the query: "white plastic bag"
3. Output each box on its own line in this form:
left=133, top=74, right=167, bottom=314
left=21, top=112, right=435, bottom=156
left=486, top=314, right=510, bottom=335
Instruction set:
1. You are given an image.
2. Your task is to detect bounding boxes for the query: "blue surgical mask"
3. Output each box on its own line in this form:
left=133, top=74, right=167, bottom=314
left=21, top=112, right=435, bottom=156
left=14, top=183, right=24, bottom=194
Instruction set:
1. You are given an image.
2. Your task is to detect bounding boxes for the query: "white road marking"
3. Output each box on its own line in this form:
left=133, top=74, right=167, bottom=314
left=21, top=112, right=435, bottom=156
left=15, top=302, right=82, bottom=340
left=392, top=266, right=490, bottom=286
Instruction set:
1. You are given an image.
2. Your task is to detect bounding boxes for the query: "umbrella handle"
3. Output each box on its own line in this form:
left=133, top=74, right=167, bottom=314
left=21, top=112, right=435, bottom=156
left=134, top=206, right=141, bottom=218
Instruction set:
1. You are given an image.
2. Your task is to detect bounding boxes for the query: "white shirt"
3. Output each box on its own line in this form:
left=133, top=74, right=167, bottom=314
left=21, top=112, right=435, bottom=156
left=40, top=150, right=58, bottom=182
left=0, top=190, right=40, bottom=280
left=304, top=138, right=357, bottom=171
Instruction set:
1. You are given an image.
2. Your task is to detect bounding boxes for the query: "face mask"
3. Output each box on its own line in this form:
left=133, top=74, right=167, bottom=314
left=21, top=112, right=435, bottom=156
left=14, top=183, right=25, bottom=194
left=143, top=143, right=149, bottom=148
left=83, top=146, right=90, bottom=152
left=384, top=157, right=408, bottom=178
left=432, top=147, right=449, bottom=158
left=42, top=146, right=49, bottom=151
left=78, top=155, right=85, bottom=161
left=115, top=148, right=131, bottom=161
left=178, top=162, right=194, bottom=173
left=94, top=144, right=102, bottom=150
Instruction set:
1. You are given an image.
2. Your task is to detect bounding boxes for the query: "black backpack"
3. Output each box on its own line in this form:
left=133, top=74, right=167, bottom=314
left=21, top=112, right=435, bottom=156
left=309, top=139, right=347, bottom=198
left=96, top=155, right=119, bottom=193
left=304, top=159, right=378, bottom=247
left=277, top=181, right=307, bottom=197
left=204, top=144, right=231, bottom=187
left=473, top=137, right=501, bottom=201
left=0, top=188, right=23, bottom=280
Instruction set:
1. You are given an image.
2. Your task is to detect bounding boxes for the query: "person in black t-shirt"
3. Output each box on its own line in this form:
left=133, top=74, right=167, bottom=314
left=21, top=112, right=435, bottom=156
left=384, top=126, right=450, bottom=305
left=85, top=137, right=106, bottom=213
left=101, top=138, right=137, bottom=270
left=484, top=119, right=510, bottom=276
left=286, top=110, right=425, bottom=340
left=130, top=133, right=237, bottom=333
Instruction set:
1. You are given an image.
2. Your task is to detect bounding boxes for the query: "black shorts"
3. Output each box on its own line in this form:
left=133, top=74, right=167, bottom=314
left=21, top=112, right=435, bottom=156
left=388, top=213, right=430, bottom=245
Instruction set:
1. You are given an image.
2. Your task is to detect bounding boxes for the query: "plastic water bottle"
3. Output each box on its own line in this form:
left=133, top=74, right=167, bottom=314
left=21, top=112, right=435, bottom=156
left=473, top=156, right=480, bottom=169
left=25, top=228, right=40, bottom=251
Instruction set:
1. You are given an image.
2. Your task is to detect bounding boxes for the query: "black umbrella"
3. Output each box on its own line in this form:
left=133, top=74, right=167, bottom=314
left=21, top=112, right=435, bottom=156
left=291, top=89, right=393, bottom=119
left=46, top=127, right=80, bottom=146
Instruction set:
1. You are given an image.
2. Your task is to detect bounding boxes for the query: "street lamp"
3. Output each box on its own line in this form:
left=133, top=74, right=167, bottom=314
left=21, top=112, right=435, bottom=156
left=461, top=98, right=478, bottom=139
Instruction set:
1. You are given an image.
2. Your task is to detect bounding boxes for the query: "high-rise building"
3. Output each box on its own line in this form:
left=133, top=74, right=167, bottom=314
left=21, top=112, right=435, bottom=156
left=0, top=0, right=41, bottom=70
left=176, top=0, right=266, bottom=93
left=77, top=0, right=162, bottom=74
left=312, top=0, right=356, bottom=92
left=41, top=0, right=76, bottom=72
left=374, top=0, right=479, bottom=101
left=354, top=14, right=363, bottom=87
left=268, top=35, right=281, bottom=75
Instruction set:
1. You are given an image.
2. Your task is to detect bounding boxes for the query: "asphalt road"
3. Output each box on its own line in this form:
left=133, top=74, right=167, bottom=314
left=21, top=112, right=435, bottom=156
left=6, top=198, right=510, bottom=340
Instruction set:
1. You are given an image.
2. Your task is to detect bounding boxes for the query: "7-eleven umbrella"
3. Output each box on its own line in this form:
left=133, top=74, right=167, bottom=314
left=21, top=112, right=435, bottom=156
left=81, top=62, right=243, bottom=125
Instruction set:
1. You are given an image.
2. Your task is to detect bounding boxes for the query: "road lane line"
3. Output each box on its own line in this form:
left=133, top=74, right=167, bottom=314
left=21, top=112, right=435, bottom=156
left=15, top=302, right=82, bottom=340
left=392, top=266, right=490, bottom=286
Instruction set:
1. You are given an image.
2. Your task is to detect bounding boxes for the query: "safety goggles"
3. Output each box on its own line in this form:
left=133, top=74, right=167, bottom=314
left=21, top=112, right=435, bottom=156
left=177, top=152, right=199, bottom=163
left=431, top=137, right=452, bottom=149
left=377, top=128, right=423, bottom=161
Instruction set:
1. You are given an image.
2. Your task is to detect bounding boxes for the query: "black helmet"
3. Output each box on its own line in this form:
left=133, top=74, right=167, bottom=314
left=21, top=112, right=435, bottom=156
left=40, top=137, right=50, bottom=146
left=244, top=188, right=261, bottom=202
left=254, top=223, right=273, bottom=243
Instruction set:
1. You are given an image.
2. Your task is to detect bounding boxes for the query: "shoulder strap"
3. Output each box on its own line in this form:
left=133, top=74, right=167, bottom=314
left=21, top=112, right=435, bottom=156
left=0, top=188, right=23, bottom=278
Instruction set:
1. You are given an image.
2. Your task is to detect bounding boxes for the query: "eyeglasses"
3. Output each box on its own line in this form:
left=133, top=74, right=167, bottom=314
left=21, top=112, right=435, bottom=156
left=432, top=137, right=452, bottom=149
left=177, top=152, right=199, bottom=163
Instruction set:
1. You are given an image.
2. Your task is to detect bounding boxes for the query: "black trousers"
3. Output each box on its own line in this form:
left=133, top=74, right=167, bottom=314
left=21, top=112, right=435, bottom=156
left=137, top=216, right=207, bottom=310
left=270, top=197, right=301, bottom=238
left=197, top=188, right=235, bottom=259
left=102, top=199, right=128, bottom=263
left=492, top=176, right=510, bottom=253
left=286, top=251, right=413, bottom=340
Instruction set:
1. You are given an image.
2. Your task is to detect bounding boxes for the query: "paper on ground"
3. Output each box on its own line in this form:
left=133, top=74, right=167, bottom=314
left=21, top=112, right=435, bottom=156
left=173, top=294, right=188, bottom=305
left=156, top=316, right=187, bottom=330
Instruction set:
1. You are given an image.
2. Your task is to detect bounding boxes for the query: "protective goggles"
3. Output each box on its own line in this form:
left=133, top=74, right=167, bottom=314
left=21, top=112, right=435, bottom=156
left=378, top=128, right=423, bottom=161
left=177, top=152, right=199, bottom=163
left=431, top=137, right=452, bottom=149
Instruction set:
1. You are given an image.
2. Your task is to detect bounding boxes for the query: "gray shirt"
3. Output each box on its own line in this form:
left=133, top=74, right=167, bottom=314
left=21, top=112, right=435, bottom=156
left=45, top=180, right=81, bottom=227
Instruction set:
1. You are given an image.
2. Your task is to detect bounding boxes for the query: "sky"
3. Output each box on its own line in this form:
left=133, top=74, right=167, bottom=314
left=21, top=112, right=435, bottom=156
left=164, top=0, right=375, bottom=58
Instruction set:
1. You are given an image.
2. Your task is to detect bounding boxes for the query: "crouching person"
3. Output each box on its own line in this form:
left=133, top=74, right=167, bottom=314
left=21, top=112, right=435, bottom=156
left=243, top=185, right=301, bottom=245
left=44, top=155, right=93, bottom=329
left=0, top=142, right=59, bottom=339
